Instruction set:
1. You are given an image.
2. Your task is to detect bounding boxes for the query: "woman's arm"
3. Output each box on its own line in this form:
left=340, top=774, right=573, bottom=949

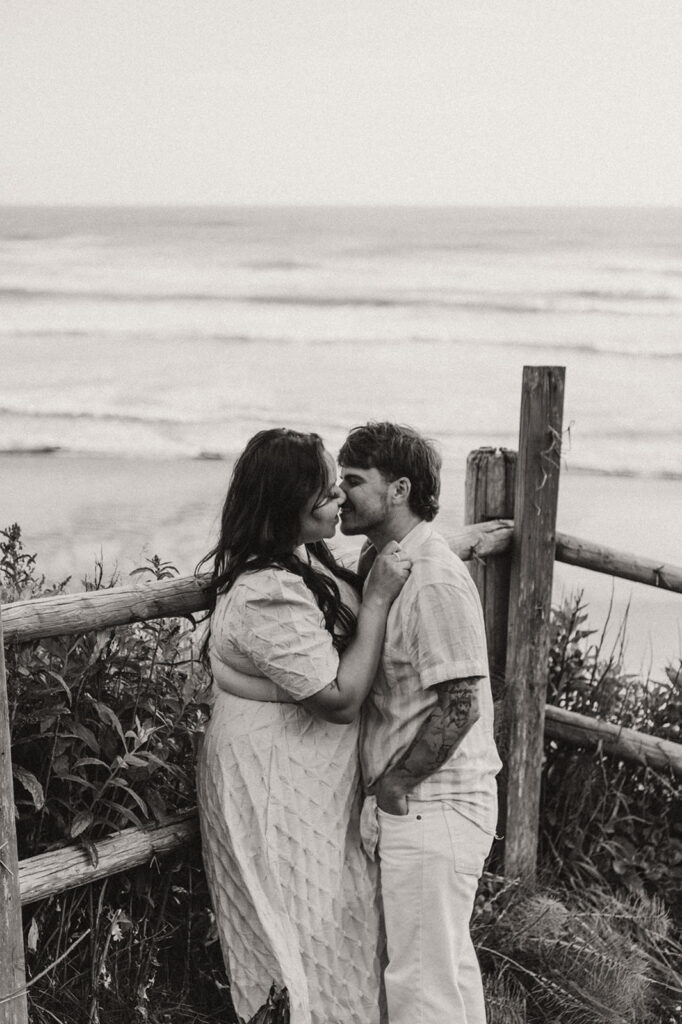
left=301, top=541, right=410, bottom=725
left=210, top=652, right=295, bottom=703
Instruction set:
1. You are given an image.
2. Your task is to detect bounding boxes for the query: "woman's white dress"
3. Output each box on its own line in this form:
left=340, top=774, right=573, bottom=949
left=196, top=563, right=384, bottom=1024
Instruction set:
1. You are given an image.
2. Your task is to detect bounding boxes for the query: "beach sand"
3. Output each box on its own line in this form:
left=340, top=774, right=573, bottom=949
left=1, top=453, right=680, bottom=677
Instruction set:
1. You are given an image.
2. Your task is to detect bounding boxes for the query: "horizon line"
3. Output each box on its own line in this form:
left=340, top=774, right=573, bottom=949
left=1, top=201, right=681, bottom=211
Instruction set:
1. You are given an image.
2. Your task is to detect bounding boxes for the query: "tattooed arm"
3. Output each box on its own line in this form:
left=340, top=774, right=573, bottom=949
left=375, top=676, right=481, bottom=814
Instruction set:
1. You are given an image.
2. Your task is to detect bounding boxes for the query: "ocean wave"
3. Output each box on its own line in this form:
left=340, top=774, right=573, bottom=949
left=0, top=406, right=209, bottom=427
left=464, top=336, right=682, bottom=359
left=0, top=440, right=236, bottom=462
left=1, top=233, right=51, bottom=242
left=0, top=286, right=461, bottom=307
left=566, top=463, right=682, bottom=482
left=240, top=259, right=319, bottom=271
left=0, top=286, right=438, bottom=308
left=0, top=444, right=233, bottom=462
left=0, top=445, right=62, bottom=455
left=0, top=287, right=230, bottom=303
left=336, top=333, right=682, bottom=359
left=1, top=440, right=679, bottom=482
left=0, top=328, right=96, bottom=340
left=561, top=288, right=678, bottom=303
left=0, top=327, right=261, bottom=346
left=238, top=293, right=679, bottom=317
left=2, top=285, right=678, bottom=319
left=1, top=325, right=680, bottom=359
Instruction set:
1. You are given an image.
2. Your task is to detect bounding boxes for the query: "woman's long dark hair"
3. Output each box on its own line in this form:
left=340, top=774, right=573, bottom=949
left=197, top=428, right=360, bottom=657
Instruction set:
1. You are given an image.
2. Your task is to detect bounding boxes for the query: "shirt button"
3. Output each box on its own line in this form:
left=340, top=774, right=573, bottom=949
left=416, top=815, right=422, bottom=820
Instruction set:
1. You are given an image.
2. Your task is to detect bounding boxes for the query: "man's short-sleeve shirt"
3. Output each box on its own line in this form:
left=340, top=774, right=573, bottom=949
left=360, top=522, right=502, bottom=830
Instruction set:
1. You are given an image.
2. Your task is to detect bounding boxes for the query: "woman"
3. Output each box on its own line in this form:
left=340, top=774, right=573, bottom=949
left=196, top=428, right=410, bottom=1024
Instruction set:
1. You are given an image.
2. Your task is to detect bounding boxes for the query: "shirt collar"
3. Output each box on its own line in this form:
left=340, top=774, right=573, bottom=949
left=363, top=519, right=432, bottom=559
left=395, top=519, right=433, bottom=555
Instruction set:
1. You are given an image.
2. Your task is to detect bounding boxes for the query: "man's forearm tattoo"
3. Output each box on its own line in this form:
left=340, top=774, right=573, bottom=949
left=386, top=677, right=481, bottom=789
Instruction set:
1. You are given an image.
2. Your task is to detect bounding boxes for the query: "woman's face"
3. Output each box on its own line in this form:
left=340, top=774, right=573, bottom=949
left=298, top=451, right=345, bottom=544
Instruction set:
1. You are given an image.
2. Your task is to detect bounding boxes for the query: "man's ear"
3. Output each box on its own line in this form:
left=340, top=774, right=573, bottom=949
left=391, top=477, right=411, bottom=505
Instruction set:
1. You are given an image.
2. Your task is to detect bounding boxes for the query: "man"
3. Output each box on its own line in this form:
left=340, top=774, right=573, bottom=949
left=338, top=421, right=502, bottom=1024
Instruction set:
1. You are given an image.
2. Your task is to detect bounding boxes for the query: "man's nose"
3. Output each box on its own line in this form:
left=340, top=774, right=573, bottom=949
left=335, top=486, right=346, bottom=505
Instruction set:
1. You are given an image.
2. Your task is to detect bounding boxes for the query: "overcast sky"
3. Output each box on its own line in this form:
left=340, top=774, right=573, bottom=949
left=2, top=0, right=681, bottom=206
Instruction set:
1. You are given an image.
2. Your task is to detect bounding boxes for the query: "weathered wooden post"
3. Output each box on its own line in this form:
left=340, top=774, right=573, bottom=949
left=465, top=448, right=517, bottom=869
left=504, top=366, right=565, bottom=882
left=464, top=447, right=517, bottom=698
left=0, top=609, right=29, bottom=1023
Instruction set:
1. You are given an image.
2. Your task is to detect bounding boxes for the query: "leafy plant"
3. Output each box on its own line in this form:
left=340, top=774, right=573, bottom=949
left=542, top=593, right=682, bottom=917
left=2, top=526, right=235, bottom=1023
left=1, top=522, right=70, bottom=600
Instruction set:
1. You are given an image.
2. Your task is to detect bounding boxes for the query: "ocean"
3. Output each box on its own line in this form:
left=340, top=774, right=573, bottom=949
left=1, top=205, right=681, bottom=672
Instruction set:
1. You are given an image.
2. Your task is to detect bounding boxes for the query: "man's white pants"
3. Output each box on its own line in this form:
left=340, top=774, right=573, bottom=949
left=377, top=800, right=493, bottom=1024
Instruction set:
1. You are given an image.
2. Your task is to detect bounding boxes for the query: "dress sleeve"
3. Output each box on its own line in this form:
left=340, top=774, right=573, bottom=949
left=231, top=569, right=340, bottom=700
left=403, top=581, right=489, bottom=689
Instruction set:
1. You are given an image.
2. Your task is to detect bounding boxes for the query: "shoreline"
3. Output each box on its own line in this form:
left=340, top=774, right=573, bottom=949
left=1, top=452, right=680, bottom=676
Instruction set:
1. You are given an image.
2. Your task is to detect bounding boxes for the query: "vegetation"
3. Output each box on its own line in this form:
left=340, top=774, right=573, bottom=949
left=543, top=595, right=680, bottom=917
left=2, top=525, right=233, bottom=1023
left=477, top=594, right=681, bottom=1023
left=2, top=525, right=681, bottom=1023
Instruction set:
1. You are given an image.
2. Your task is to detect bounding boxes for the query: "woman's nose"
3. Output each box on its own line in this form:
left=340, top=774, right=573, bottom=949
left=335, top=486, right=346, bottom=505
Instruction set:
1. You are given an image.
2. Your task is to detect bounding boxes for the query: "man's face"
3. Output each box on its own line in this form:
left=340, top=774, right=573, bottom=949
left=338, top=465, right=392, bottom=536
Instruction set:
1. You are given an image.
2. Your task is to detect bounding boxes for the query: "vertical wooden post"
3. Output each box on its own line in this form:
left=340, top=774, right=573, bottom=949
left=504, top=366, right=565, bottom=883
left=465, top=448, right=517, bottom=871
left=464, top=447, right=517, bottom=698
left=0, top=608, right=29, bottom=1023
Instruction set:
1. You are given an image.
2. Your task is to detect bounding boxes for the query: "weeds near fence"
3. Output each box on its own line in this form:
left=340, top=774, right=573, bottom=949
left=2, top=525, right=234, bottom=1023
left=543, top=593, right=681, bottom=917
left=477, top=593, right=682, bottom=1023
left=475, top=877, right=681, bottom=1024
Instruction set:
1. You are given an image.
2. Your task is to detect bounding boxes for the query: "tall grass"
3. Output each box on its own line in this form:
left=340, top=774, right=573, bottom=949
left=2, top=525, right=681, bottom=1023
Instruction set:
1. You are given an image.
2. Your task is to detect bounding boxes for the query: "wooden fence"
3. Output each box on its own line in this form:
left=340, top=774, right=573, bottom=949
left=1, top=365, right=681, bottom=1022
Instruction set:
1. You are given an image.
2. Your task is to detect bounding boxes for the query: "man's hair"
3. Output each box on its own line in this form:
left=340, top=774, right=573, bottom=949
left=338, top=421, right=441, bottom=522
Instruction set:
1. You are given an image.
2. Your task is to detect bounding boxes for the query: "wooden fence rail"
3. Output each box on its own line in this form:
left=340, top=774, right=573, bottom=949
left=544, top=705, right=682, bottom=773
left=3, top=525, right=681, bottom=645
left=0, top=521, right=512, bottom=642
left=19, top=811, right=199, bottom=907
left=556, top=533, right=682, bottom=592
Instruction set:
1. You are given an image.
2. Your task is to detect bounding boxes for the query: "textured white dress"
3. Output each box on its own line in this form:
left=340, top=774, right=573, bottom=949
left=196, top=562, right=384, bottom=1024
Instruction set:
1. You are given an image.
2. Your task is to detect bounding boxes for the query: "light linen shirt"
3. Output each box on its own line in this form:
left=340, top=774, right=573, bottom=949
left=360, top=521, right=502, bottom=832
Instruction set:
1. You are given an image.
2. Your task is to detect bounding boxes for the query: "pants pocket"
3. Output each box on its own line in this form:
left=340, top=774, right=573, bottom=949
left=377, top=806, right=410, bottom=820
left=442, top=806, right=494, bottom=876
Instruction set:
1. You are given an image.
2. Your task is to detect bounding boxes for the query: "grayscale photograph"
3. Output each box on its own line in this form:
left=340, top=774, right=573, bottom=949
left=1, top=4, right=680, bottom=1023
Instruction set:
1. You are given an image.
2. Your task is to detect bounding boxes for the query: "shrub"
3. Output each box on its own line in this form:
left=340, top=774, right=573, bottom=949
left=2, top=526, right=234, bottom=1023
left=542, top=593, right=682, bottom=918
